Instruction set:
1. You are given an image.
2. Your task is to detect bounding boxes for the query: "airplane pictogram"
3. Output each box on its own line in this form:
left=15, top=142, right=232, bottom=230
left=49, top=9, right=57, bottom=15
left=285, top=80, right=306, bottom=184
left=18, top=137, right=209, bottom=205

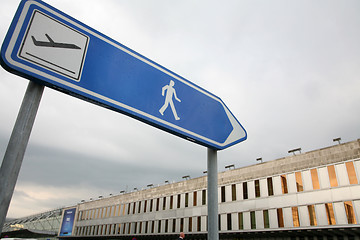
left=31, top=33, right=81, bottom=49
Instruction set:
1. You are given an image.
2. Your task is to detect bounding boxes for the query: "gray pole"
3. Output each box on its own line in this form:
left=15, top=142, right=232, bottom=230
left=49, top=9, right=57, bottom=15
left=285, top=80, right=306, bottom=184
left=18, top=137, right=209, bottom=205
left=207, top=148, right=219, bottom=240
left=0, top=81, right=44, bottom=234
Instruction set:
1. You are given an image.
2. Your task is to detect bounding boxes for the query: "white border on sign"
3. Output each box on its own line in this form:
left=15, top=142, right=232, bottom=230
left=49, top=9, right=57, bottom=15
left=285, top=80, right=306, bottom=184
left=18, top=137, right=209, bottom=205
left=4, top=0, right=246, bottom=148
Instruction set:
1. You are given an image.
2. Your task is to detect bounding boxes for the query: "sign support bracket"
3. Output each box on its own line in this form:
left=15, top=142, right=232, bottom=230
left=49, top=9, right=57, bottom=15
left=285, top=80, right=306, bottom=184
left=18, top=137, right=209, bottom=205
left=207, top=148, right=219, bottom=240
left=0, top=81, right=44, bottom=234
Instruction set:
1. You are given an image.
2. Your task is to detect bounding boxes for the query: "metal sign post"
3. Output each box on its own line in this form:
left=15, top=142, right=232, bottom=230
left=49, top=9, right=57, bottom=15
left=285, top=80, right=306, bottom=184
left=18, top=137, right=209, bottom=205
left=207, top=148, right=219, bottom=240
left=0, top=81, right=44, bottom=234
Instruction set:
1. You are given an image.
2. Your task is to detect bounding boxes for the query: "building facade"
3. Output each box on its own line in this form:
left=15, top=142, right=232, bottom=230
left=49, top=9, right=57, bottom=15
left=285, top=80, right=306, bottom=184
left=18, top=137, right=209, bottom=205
left=61, top=139, right=360, bottom=239
left=3, top=139, right=360, bottom=239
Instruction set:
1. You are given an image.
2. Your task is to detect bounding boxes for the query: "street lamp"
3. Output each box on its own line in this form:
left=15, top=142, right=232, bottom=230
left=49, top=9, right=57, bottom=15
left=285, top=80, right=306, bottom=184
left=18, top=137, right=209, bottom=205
left=225, top=164, right=235, bottom=170
left=182, top=175, right=190, bottom=180
left=333, top=137, right=341, bottom=144
left=256, top=158, right=263, bottom=163
left=288, top=148, right=302, bottom=155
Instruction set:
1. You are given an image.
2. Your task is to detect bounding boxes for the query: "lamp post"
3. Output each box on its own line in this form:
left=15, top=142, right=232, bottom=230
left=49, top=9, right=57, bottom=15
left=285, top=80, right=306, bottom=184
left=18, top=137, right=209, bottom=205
left=333, top=137, right=341, bottom=144
left=288, top=148, right=302, bottom=155
left=225, top=164, right=235, bottom=170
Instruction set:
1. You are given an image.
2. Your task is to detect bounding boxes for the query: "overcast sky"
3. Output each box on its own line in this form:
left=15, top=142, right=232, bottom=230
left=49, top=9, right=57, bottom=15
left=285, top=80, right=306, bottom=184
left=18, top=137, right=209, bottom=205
left=1, top=0, right=359, bottom=219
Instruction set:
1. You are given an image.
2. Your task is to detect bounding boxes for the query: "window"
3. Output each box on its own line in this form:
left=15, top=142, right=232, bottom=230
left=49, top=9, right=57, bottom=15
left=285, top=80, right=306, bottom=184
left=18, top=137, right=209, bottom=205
left=218, top=215, right=221, bottom=231
left=310, top=169, right=320, bottom=190
left=170, top=196, right=173, bottom=209
left=202, top=190, right=206, bottom=205
left=185, top=193, right=189, bottom=207
left=144, top=201, right=147, bottom=213
left=134, top=222, right=138, bottom=234
left=325, top=203, right=336, bottom=225
left=277, top=208, right=284, bottom=228
left=308, top=205, right=317, bottom=226
left=180, top=218, right=184, bottom=232
left=158, top=220, right=161, bottom=233
left=122, top=204, right=126, bottom=216
left=345, top=162, right=358, bottom=185
left=231, top=184, right=237, bottom=201
left=197, top=216, right=201, bottom=232
left=163, top=197, right=166, bottom=210
left=177, top=194, right=181, bottom=208
left=263, top=210, right=270, bottom=228
left=122, top=223, right=126, bottom=234
left=165, top=219, right=168, bottom=233
left=344, top=201, right=357, bottom=224
left=97, top=209, right=101, bottom=219
left=267, top=177, right=274, bottom=196
left=193, top=192, right=197, bottom=206
left=133, top=203, right=136, bottom=214
left=295, top=172, right=303, bottom=192
left=255, top=180, right=260, bottom=198
left=138, top=201, right=141, bottom=213
left=221, top=186, right=226, bottom=202
left=113, top=206, right=117, bottom=217
left=145, top=221, right=148, bottom=234
left=189, top=217, right=192, bottom=232
left=250, top=211, right=256, bottom=229
left=238, top=212, right=243, bottom=229
left=227, top=213, right=232, bottom=230
left=172, top=219, right=176, bottom=233
left=292, top=207, right=300, bottom=227
left=281, top=175, right=288, bottom=194
left=243, top=182, right=248, bottom=199
left=150, top=199, right=153, bottom=212
left=127, top=204, right=131, bottom=215
left=151, top=221, right=155, bottom=233
left=156, top=198, right=160, bottom=211
left=327, top=165, right=338, bottom=187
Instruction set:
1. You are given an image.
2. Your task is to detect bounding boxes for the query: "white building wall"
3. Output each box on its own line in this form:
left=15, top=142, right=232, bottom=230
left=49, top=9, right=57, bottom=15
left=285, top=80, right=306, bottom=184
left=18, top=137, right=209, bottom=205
left=318, top=167, right=330, bottom=189
left=260, top=178, right=268, bottom=198
left=248, top=181, right=255, bottom=199
left=283, top=207, right=292, bottom=228
left=243, top=212, right=251, bottom=230
left=299, top=206, right=310, bottom=227
left=302, top=170, right=313, bottom=191
left=269, top=209, right=278, bottom=229
left=315, top=204, right=327, bottom=226
left=337, top=163, right=350, bottom=186
left=334, top=202, right=347, bottom=224
left=255, top=210, right=263, bottom=229
left=287, top=173, right=296, bottom=194
left=273, top=176, right=282, bottom=196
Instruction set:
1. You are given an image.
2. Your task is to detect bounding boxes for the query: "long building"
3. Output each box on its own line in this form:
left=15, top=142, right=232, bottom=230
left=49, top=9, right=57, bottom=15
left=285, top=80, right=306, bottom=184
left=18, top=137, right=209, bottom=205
left=3, top=139, right=360, bottom=239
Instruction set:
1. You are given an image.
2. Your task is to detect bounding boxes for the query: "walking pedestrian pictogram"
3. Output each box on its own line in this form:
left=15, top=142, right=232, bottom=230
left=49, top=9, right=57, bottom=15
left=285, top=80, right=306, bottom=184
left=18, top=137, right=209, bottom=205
left=159, top=80, right=181, bottom=120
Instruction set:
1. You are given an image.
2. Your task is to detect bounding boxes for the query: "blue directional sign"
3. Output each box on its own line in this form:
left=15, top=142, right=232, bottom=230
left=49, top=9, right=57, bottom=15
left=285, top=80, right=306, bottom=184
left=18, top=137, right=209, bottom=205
left=1, top=0, right=247, bottom=150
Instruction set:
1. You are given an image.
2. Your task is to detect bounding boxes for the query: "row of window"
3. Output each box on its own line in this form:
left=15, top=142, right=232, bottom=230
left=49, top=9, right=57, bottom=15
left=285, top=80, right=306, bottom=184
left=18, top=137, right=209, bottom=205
left=77, top=161, right=359, bottom=221
left=75, top=200, right=358, bottom=236
left=221, top=160, right=359, bottom=202
left=78, top=190, right=208, bottom=221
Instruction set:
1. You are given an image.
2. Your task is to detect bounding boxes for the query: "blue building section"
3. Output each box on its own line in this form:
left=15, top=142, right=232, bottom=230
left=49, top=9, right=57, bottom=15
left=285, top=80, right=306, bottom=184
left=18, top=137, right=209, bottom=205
left=59, top=208, right=76, bottom=236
